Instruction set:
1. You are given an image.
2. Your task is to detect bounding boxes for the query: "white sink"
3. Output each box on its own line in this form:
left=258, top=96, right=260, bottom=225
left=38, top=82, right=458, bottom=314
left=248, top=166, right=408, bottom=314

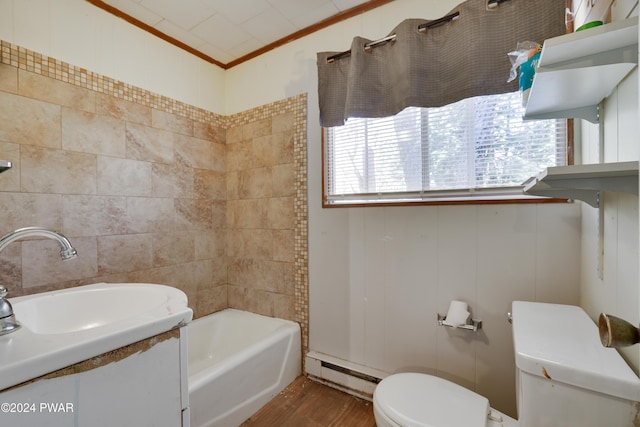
left=0, top=283, right=192, bottom=391
left=14, top=284, right=175, bottom=334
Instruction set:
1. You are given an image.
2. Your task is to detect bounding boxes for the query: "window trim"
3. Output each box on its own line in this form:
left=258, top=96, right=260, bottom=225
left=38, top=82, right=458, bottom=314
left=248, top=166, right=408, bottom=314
left=321, top=119, right=574, bottom=208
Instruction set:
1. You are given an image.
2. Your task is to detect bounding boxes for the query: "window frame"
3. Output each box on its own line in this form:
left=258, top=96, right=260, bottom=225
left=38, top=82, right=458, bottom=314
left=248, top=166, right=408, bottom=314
left=321, top=116, right=574, bottom=208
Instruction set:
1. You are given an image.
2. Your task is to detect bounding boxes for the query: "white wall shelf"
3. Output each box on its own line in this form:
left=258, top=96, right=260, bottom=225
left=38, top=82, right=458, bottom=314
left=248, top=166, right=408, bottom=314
left=522, top=161, right=639, bottom=207
left=524, top=17, right=638, bottom=123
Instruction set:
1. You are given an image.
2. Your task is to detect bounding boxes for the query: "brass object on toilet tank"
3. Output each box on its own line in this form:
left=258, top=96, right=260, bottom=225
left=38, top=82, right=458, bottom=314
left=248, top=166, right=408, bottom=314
left=598, top=313, right=640, bottom=348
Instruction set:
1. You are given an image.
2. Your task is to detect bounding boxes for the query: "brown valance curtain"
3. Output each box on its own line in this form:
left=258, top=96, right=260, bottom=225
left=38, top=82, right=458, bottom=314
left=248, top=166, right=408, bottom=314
left=317, top=0, right=567, bottom=127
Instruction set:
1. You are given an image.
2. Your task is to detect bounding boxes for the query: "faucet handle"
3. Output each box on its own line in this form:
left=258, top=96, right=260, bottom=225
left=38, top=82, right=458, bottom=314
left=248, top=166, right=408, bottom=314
left=0, top=285, right=20, bottom=335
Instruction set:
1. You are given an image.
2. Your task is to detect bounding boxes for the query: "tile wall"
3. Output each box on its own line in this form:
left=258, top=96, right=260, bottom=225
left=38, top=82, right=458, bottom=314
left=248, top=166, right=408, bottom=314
left=0, top=41, right=309, bottom=346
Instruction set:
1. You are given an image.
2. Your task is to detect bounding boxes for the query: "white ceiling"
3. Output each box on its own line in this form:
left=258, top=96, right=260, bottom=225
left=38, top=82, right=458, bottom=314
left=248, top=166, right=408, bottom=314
left=95, top=0, right=376, bottom=67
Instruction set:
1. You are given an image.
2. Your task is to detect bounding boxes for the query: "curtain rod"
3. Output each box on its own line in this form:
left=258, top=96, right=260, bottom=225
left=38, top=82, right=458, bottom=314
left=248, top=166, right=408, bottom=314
left=326, top=11, right=460, bottom=63
left=487, top=0, right=510, bottom=8
left=325, top=0, right=513, bottom=64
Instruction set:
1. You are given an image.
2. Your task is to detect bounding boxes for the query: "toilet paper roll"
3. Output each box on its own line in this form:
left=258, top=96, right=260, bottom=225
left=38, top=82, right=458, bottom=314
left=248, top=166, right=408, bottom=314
left=443, top=300, right=470, bottom=327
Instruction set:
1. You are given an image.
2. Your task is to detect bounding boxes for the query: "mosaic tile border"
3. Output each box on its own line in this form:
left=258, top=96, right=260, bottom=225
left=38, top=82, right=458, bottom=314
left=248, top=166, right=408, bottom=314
left=0, top=40, right=310, bottom=356
left=0, top=40, right=225, bottom=127
left=228, top=94, right=309, bottom=356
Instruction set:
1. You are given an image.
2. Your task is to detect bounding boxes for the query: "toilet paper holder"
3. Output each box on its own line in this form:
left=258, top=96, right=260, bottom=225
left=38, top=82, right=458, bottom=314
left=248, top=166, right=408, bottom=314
left=437, top=313, right=482, bottom=332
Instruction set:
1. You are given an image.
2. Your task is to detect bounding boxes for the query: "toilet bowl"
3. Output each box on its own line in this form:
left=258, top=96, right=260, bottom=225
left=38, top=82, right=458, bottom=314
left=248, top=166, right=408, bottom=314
left=373, top=373, right=516, bottom=427
left=372, top=302, right=640, bottom=427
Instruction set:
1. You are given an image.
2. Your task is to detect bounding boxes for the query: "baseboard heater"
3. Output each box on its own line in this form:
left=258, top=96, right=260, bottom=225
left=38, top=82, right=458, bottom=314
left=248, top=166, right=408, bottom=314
left=320, top=361, right=382, bottom=384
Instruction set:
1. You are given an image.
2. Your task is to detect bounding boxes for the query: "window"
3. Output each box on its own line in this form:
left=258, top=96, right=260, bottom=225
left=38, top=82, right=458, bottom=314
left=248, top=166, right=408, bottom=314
left=323, top=91, right=568, bottom=206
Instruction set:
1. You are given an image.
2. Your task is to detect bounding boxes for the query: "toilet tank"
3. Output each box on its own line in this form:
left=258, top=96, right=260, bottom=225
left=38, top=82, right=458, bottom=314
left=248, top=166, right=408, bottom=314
left=511, top=301, right=640, bottom=427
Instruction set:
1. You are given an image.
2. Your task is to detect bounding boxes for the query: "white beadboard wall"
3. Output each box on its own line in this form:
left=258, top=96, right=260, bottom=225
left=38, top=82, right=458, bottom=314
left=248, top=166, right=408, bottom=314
left=578, top=0, right=639, bottom=375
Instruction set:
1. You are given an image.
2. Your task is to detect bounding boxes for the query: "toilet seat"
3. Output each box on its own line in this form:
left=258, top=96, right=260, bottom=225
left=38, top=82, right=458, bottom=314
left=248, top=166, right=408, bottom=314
left=373, top=373, right=490, bottom=427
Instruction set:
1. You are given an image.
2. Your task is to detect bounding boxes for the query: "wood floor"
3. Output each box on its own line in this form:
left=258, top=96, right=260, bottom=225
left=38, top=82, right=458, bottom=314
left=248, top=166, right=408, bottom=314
left=241, top=376, right=377, bottom=427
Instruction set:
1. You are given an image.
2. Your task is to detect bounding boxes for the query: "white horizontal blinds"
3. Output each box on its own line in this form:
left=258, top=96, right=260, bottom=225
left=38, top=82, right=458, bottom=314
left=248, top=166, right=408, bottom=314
left=328, top=107, right=423, bottom=195
left=326, top=91, right=566, bottom=202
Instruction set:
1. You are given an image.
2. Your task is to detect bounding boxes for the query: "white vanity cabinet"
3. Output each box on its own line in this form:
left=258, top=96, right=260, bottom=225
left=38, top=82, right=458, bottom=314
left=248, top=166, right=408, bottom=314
left=0, top=327, right=189, bottom=427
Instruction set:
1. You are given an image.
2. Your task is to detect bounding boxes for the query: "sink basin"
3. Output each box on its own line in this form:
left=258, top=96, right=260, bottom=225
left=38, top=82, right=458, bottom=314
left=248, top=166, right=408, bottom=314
left=0, top=283, right=192, bottom=391
left=14, top=284, right=174, bottom=334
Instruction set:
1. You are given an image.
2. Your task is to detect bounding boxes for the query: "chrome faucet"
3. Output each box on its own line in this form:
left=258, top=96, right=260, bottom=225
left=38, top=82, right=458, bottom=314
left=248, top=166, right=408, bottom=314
left=0, top=227, right=78, bottom=336
left=0, top=227, right=78, bottom=260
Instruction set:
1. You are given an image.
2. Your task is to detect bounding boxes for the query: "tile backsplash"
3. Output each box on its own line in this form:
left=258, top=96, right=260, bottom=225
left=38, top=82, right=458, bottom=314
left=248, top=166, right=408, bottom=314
left=0, top=41, right=308, bottom=343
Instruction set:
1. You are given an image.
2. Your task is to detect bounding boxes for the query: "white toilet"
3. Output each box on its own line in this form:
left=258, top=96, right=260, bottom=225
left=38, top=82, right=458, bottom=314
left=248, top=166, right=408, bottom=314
left=373, top=301, right=640, bottom=427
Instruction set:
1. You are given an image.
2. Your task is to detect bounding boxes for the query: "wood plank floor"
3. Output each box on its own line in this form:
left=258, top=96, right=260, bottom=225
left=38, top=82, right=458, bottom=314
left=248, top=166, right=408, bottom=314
left=241, top=376, right=377, bottom=427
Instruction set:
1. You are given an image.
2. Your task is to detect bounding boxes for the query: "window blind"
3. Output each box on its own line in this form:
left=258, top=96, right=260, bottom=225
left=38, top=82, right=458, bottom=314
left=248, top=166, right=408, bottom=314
left=325, top=91, right=567, bottom=204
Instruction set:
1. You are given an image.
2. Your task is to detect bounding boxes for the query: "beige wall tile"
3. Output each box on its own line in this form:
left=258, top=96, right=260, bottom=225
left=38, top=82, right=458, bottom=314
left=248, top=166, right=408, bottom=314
left=125, top=197, right=174, bottom=234
left=272, top=112, right=295, bottom=133
left=0, top=193, right=63, bottom=231
left=252, top=132, right=294, bottom=168
left=98, top=234, right=153, bottom=275
left=194, top=229, right=225, bottom=260
left=62, top=195, right=128, bottom=237
left=194, top=169, right=225, bottom=200
left=22, top=236, right=98, bottom=288
left=0, top=52, right=305, bottom=327
left=225, top=126, right=243, bottom=144
left=0, top=243, right=22, bottom=293
left=251, top=135, right=274, bottom=168
left=238, top=167, right=272, bottom=199
left=273, top=293, right=295, bottom=321
left=270, top=131, right=294, bottom=165
left=97, top=156, right=152, bottom=196
left=226, top=140, right=252, bottom=171
left=19, top=70, right=95, bottom=113
left=194, top=121, right=225, bottom=144
left=175, top=198, right=213, bottom=230
left=0, top=91, right=61, bottom=148
left=282, top=262, right=295, bottom=295
left=21, top=146, right=97, bottom=194
left=273, top=229, right=294, bottom=263
left=242, top=229, right=273, bottom=260
left=152, top=231, right=195, bottom=267
left=126, top=122, right=174, bottom=164
left=242, top=118, right=271, bottom=140
left=226, top=171, right=239, bottom=200
left=226, top=229, right=244, bottom=258
left=62, top=108, right=126, bottom=157
left=96, top=93, right=152, bottom=125
left=209, top=257, right=228, bottom=286
left=152, top=162, right=194, bottom=198
left=0, top=64, right=17, bottom=93
left=211, top=141, right=225, bottom=172
left=272, top=163, right=294, bottom=197
left=235, top=199, right=267, bottom=229
left=195, top=284, right=227, bottom=319
left=228, top=285, right=274, bottom=317
left=175, top=134, right=213, bottom=170
left=212, top=200, right=226, bottom=227
left=151, top=109, right=193, bottom=136
left=267, top=197, right=294, bottom=229
left=226, top=199, right=238, bottom=228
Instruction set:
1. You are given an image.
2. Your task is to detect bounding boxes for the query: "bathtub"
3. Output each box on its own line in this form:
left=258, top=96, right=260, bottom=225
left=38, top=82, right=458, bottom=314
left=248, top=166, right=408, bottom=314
left=188, top=309, right=301, bottom=427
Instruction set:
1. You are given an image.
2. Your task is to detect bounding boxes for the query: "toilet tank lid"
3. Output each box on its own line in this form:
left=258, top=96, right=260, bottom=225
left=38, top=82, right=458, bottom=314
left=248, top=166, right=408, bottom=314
left=512, top=301, right=640, bottom=402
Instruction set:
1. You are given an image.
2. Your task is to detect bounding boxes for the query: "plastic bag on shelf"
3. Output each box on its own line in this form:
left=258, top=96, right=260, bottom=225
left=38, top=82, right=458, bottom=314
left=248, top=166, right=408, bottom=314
left=507, top=41, right=541, bottom=105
